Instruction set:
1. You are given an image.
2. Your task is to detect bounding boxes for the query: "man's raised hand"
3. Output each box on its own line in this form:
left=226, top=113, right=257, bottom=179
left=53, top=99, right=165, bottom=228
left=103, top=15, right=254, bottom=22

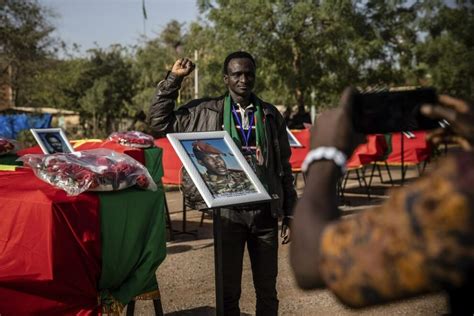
left=171, top=58, right=195, bottom=77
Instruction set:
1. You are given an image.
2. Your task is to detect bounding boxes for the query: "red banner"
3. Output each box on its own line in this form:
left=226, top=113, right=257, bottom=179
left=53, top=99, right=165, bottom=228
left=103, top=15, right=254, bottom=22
left=0, top=169, right=101, bottom=315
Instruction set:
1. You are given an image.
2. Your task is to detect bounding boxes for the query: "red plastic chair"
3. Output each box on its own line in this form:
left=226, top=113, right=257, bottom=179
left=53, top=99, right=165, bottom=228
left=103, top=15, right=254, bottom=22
left=289, top=128, right=311, bottom=186
left=383, top=131, right=432, bottom=183
left=340, top=134, right=391, bottom=200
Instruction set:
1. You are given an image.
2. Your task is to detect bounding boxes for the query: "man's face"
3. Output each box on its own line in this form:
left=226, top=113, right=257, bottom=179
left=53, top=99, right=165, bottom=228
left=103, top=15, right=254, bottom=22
left=223, top=58, right=256, bottom=100
left=199, top=153, right=228, bottom=176
left=46, top=135, right=63, bottom=152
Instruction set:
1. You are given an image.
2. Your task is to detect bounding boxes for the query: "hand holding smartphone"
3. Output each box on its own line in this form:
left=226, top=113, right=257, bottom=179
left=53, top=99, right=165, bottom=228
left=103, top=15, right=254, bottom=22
left=352, top=88, right=441, bottom=134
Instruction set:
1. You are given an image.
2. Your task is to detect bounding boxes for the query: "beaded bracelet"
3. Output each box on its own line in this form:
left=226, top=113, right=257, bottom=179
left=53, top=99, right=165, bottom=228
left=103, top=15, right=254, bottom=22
left=301, top=146, right=347, bottom=174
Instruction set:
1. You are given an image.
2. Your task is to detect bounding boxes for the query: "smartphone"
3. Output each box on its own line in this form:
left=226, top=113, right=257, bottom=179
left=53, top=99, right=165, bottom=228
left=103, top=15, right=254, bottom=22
left=352, top=88, right=441, bottom=134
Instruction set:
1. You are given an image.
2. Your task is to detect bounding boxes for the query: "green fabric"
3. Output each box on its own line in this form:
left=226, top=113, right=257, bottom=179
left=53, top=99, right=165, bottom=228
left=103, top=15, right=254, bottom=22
left=223, top=94, right=268, bottom=186
left=144, top=147, right=164, bottom=184
left=98, top=147, right=167, bottom=305
left=383, top=133, right=393, bottom=159
left=223, top=94, right=266, bottom=154
left=0, top=154, right=21, bottom=166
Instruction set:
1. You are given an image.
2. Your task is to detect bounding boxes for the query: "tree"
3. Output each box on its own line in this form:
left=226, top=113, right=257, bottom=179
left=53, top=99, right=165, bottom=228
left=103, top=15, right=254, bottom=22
left=27, top=57, right=88, bottom=109
left=75, top=46, right=136, bottom=137
left=190, top=0, right=423, bottom=111
left=416, top=0, right=474, bottom=101
left=0, top=0, right=58, bottom=107
left=132, top=20, right=195, bottom=116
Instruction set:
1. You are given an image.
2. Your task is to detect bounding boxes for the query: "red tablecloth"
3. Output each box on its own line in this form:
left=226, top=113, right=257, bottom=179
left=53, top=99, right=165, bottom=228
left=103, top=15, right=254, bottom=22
left=0, top=168, right=101, bottom=315
left=154, top=138, right=182, bottom=185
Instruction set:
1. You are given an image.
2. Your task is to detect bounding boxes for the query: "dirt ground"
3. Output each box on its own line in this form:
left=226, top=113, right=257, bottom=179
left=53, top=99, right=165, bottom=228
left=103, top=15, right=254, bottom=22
left=128, top=164, right=449, bottom=316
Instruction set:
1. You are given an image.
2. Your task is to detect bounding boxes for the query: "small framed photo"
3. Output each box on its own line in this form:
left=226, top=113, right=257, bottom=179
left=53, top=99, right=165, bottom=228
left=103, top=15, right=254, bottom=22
left=167, top=131, right=271, bottom=209
left=287, top=127, right=303, bottom=147
left=30, top=128, right=75, bottom=154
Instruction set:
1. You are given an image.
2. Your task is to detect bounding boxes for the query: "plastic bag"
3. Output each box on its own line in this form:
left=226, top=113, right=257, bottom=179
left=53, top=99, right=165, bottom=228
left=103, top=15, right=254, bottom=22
left=107, top=131, right=155, bottom=148
left=0, top=138, right=19, bottom=156
left=19, top=148, right=157, bottom=196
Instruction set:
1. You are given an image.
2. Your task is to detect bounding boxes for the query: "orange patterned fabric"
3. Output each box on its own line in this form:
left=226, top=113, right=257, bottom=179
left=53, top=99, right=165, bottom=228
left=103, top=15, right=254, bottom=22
left=319, top=152, right=474, bottom=307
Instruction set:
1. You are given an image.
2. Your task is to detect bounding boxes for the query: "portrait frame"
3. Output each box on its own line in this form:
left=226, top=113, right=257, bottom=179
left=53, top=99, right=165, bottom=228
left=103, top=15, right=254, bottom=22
left=287, top=127, right=303, bottom=148
left=167, top=131, right=271, bottom=209
left=30, top=128, right=75, bottom=154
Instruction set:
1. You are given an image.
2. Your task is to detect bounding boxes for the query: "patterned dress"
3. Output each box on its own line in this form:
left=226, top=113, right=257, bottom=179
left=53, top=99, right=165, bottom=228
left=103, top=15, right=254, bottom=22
left=319, top=152, right=474, bottom=307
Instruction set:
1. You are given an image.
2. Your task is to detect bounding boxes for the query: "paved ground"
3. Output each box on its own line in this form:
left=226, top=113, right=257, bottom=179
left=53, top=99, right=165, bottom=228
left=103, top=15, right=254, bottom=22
left=129, top=163, right=448, bottom=315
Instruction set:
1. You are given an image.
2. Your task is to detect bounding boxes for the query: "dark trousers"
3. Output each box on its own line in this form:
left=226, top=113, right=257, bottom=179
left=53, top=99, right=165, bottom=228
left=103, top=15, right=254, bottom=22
left=220, top=208, right=279, bottom=316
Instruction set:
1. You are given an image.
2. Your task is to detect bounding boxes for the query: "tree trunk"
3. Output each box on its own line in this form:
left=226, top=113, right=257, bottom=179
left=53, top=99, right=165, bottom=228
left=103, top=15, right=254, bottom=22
left=292, top=42, right=305, bottom=110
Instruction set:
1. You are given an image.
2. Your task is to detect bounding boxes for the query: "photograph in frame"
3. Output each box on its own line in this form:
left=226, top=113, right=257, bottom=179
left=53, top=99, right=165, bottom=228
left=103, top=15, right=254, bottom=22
left=167, top=131, right=271, bottom=209
left=287, top=127, right=303, bottom=148
left=30, top=128, right=75, bottom=154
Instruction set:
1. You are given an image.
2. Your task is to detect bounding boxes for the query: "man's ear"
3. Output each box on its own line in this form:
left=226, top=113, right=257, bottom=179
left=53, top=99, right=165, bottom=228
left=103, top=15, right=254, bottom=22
left=223, top=74, right=229, bottom=86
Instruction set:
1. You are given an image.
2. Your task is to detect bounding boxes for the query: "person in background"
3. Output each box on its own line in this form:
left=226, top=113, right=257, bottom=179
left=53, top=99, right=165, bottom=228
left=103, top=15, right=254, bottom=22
left=288, top=106, right=311, bottom=129
left=283, top=107, right=293, bottom=127
left=290, top=88, right=473, bottom=315
left=147, top=51, right=297, bottom=315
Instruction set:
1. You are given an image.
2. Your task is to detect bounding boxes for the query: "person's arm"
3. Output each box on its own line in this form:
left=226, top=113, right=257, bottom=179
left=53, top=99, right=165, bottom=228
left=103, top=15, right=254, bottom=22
left=276, top=110, right=297, bottom=244
left=147, top=58, right=195, bottom=137
left=291, top=89, right=474, bottom=306
left=316, top=153, right=474, bottom=308
left=290, top=87, right=365, bottom=287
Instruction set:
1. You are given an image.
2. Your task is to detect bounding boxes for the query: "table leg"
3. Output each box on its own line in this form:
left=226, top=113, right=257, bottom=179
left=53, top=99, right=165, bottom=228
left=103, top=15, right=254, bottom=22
left=171, top=195, right=198, bottom=238
left=401, top=131, right=405, bottom=185
left=213, top=208, right=224, bottom=316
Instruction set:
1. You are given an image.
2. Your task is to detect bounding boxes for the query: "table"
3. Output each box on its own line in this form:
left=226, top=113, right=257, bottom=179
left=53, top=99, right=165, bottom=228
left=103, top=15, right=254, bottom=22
left=0, top=147, right=167, bottom=315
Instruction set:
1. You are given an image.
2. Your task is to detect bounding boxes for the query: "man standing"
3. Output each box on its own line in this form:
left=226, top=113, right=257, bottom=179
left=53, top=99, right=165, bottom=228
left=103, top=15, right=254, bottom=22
left=148, top=51, right=297, bottom=315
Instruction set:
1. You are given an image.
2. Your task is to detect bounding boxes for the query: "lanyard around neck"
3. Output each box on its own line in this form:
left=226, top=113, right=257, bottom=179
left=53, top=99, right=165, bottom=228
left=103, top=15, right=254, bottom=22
left=231, top=104, right=254, bottom=150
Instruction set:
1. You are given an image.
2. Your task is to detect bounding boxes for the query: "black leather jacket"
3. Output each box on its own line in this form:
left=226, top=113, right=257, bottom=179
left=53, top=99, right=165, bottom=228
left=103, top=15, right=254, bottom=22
left=147, top=73, right=297, bottom=217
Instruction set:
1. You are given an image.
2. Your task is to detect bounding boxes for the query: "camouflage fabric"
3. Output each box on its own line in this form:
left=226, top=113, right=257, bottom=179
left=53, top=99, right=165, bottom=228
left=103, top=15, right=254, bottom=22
left=182, top=168, right=256, bottom=210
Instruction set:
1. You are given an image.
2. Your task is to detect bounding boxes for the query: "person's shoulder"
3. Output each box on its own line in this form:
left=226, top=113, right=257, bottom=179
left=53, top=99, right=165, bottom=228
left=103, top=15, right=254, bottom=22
left=256, top=98, right=281, bottom=116
left=181, top=95, right=225, bottom=111
left=256, top=97, right=277, bottom=110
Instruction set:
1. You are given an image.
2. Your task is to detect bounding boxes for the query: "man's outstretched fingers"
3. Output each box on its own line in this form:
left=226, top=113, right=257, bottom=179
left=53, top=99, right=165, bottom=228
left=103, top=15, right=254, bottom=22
left=421, top=104, right=457, bottom=124
left=439, top=95, right=470, bottom=113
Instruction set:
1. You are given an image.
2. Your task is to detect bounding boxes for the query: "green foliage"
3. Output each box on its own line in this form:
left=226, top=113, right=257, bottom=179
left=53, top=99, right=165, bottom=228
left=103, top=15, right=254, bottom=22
left=184, top=0, right=427, bottom=109
left=0, top=0, right=58, bottom=106
left=16, top=129, right=37, bottom=149
left=76, top=46, right=136, bottom=136
left=132, top=20, right=197, bottom=111
left=416, top=1, right=474, bottom=101
left=28, top=58, right=88, bottom=109
left=5, top=0, right=474, bottom=139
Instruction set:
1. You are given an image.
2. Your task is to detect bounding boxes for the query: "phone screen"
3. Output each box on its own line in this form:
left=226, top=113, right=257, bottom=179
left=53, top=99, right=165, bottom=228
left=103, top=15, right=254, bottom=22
left=352, top=88, right=440, bottom=134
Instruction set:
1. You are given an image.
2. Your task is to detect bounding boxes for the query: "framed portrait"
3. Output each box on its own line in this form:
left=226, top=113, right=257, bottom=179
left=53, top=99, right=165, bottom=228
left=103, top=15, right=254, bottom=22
left=30, top=128, right=75, bottom=154
left=167, top=131, right=271, bottom=209
left=287, top=127, right=303, bottom=147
